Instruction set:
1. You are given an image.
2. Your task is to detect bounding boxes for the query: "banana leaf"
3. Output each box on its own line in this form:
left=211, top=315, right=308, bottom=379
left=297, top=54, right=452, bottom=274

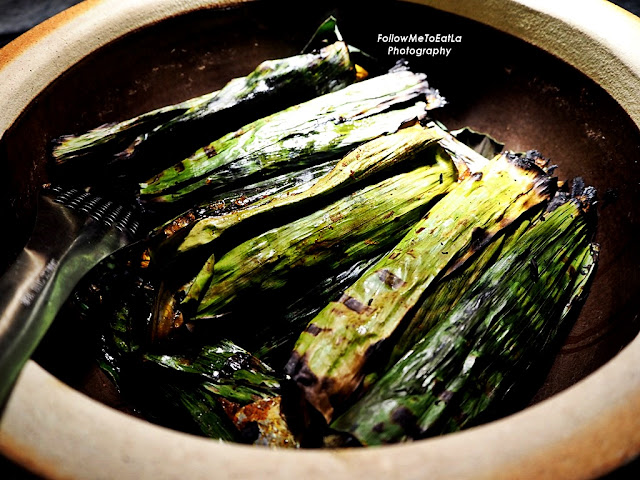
left=151, top=122, right=495, bottom=267
left=143, top=341, right=280, bottom=395
left=143, top=340, right=298, bottom=447
left=139, top=69, right=444, bottom=203
left=169, top=123, right=445, bottom=255
left=156, top=383, right=241, bottom=442
left=252, top=254, right=385, bottom=368
left=68, top=248, right=152, bottom=390
left=148, top=158, right=339, bottom=259
left=330, top=187, right=597, bottom=445
left=147, top=137, right=457, bottom=342
left=286, top=151, right=556, bottom=423
left=52, top=33, right=356, bottom=176
left=186, top=148, right=456, bottom=318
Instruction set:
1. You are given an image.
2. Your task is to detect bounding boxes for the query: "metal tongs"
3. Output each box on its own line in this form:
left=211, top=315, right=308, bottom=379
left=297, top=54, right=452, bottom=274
left=0, top=185, right=140, bottom=405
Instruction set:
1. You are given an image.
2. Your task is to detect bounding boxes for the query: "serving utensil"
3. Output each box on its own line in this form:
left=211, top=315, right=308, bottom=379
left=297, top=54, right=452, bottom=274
left=0, top=185, right=140, bottom=405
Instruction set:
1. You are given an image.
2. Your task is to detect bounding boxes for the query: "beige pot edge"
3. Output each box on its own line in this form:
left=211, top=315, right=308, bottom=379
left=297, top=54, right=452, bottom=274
left=1, top=1, right=640, bottom=479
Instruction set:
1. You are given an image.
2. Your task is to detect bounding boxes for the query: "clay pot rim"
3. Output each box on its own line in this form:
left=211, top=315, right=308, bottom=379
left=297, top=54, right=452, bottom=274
left=1, top=1, right=640, bottom=479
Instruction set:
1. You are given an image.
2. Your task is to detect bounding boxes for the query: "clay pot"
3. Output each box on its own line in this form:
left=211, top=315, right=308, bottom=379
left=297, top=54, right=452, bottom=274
left=1, top=1, right=639, bottom=478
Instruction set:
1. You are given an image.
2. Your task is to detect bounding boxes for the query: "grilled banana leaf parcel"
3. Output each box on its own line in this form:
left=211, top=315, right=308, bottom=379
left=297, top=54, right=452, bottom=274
left=286, top=152, right=556, bottom=423
left=52, top=39, right=356, bottom=173
left=169, top=123, right=446, bottom=255
left=181, top=148, right=456, bottom=320
left=148, top=128, right=460, bottom=341
left=151, top=121, right=492, bottom=265
left=151, top=158, right=339, bottom=246
left=331, top=187, right=598, bottom=445
left=139, top=69, right=444, bottom=203
left=149, top=122, right=492, bottom=259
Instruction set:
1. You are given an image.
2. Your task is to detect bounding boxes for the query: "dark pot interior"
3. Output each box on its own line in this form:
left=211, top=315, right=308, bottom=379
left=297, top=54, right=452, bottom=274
left=1, top=0, right=639, bottom=423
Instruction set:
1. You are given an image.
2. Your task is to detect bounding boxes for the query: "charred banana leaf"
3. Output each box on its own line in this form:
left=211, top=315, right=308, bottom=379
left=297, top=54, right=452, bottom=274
left=330, top=188, right=598, bottom=445
left=442, top=243, right=598, bottom=436
left=286, top=152, right=556, bottom=423
left=170, top=124, right=446, bottom=255
left=184, top=148, right=456, bottom=320
left=149, top=138, right=457, bottom=341
left=389, top=180, right=589, bottom=365
left=386, top=229, right=510, bottom=366
left=157, top=383, right=241, bottom=442
left=153, top=121, right=494, bottom=266
left=151, top=123, right=490, bottom=263
left=139, top=69, right=444, bottom=202
left=433, top=123, right=495, bottom=175
left=144, top=340, right=298, bottom=447
left=150, top=149, right=457, bottom=343
left=253, top=254, right=385, bottom=368
left=52, top=40, right=356, bottom=174
left=151, top=158, right=339, bottom=244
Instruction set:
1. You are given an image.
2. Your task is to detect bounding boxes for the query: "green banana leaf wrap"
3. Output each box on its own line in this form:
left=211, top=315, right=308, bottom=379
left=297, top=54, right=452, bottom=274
left=286, top=152, right=556, bottom=423
left=149, top=122, right=493, bottom=271
left=171, top=123, right=446, bottom=255
left=143, top=340, right=298, bottom=447
left=252, top=254, right=385, bottom=369
left=150, top=159, right=339, bottom=247
left=155, top=384, right=241, bottom=442
left=330, top=187, right=598, bottom=445
left=184, top=148, right=456, bottom=319
left=148, top=128, right=458, bottom=341
left=52, top=40, right=356, bottom=174
left=139, top=69, right=444, bottom=203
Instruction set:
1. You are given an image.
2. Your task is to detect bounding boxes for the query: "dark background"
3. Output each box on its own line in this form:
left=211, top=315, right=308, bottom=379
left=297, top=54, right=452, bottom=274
left=0, top=0, right=639, bottom=479
left=614, top=0, right=640, bottom=15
